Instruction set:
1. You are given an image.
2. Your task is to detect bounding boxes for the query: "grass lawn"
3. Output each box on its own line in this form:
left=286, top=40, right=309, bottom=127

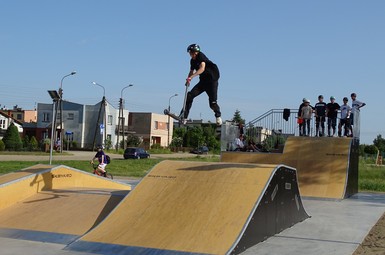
left=0, top=156, right=220, bottom=177
left=1, top=155, right=385, bottom=192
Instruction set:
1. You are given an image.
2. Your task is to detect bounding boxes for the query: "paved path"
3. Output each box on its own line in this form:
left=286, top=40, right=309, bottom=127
left=0, top=150, right=214, bottom=162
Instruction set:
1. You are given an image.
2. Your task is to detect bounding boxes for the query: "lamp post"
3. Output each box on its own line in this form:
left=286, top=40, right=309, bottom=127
left=59, top=71, right=76, bottom=153
left=92, top=82, right=106, bottom=148
left=168, top=93, right=178, bottom=147
left=117, top=84, right=134, bottom=151
left=47, top=90, right=60, bottom=165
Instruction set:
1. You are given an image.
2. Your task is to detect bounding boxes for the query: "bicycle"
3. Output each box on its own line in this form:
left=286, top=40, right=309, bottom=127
left=91, top=163, right=113, bottom=179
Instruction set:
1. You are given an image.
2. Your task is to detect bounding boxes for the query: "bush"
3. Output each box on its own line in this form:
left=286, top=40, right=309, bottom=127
left=3, top=123, right=23, bottom=151
left=30, top=136, right=39, bottom=151
left=0, top=139, right=5, bottom=151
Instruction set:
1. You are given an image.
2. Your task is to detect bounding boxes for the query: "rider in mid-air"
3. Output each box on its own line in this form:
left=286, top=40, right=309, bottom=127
left=181, top=44, right=222, bottom=125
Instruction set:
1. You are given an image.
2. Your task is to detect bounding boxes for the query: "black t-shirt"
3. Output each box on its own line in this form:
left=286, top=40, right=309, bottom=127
left=326, top=102, right=340, bottom=118
left=190, top=52, right=220, bottom=81
left=315, top=102, right=327, bottom=116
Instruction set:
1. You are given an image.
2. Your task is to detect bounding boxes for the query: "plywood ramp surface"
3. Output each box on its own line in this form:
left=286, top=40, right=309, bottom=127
left=69, top=160, right=308, bottom=255
left=0, top=164, right=53, bottom=185
left=0, top=165, right=131, bottom=244
left=222, top=137, right=355, bottom=199
left=0, top=188, right=126, bottom=237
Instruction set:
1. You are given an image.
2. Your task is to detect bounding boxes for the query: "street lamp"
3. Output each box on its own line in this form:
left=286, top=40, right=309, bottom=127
left=117, top=84, right=134, bottom=151
left=168, top=93, right=178, bottom=146
left=47, top=90, right=60, bottom=165
left=92, top=82, right=106, bottom=148
left=59, top=71, right=76, bottom=153
left=92, top=81, right=105, bottom=97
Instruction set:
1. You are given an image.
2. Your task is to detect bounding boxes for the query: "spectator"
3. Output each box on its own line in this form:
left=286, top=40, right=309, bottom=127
left=338, top=97, right=352, bottom=137
left=234, top=134, right=246, bottom=151
left=326, top=96, right=340, bottom=137
left=301, top=99, right=313, bottom=136
left=350, top=92, right=366, bottom=137
left=314, top=95, right=327, bottom=137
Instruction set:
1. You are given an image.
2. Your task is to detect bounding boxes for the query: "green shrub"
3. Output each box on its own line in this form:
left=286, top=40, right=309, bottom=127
left=3, top=123, right=23, bottom=151
left=0, top=139, right=5, bottom=151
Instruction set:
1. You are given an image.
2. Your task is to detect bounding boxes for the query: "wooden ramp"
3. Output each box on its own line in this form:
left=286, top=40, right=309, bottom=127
left=68, top=160, right=309, bottom=255
left=0, top=165, right=131, bottom=244
left=221, top=137, right=359, bottom=199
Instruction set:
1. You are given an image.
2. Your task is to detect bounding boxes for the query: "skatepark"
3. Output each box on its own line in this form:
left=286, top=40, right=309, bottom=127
left=0, top=137, right=384, bottom=254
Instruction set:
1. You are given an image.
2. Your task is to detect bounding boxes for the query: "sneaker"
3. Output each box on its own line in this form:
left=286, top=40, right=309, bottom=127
left=216, top=117, right=222, bottom=125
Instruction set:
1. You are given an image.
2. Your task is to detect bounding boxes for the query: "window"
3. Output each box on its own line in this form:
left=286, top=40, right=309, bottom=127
left=67, top=113, right=74, bottom=120
left=154, top=121, right=159, bottom=129
left=0, top=119, right=5, bottom=129
left=43, top=112, right=50, bottom=122
left=16, top=114, right=22, bottom=120
left=107, top=115, right=113, bottom=125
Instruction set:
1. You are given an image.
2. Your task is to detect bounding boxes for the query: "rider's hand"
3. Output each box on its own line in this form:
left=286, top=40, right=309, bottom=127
left=185, top=77, right=192, bottom=86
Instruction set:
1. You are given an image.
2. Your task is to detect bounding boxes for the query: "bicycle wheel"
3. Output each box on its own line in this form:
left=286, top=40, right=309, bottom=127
left=106, top=172, right=113, bottom=179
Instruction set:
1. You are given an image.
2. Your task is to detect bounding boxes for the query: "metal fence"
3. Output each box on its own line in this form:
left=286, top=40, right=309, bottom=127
left=220, top=108, right=361, bottom=151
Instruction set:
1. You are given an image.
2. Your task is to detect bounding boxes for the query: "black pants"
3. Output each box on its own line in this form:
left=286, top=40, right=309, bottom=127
left=183, top=79, right=221, bottom=119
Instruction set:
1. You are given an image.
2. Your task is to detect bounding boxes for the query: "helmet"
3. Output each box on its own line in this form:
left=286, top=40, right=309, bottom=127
left=96, top=145, right=104, bottom=150
left=318, top=95, right=324, bottom=99
left=351, top=93, right=357, bottom=97
left=305, top=99, right=310, bottom=103
left=187, top=44, right=200, bottom=53
left=302, top=98, right=307, bottom=102
left=343, top=97, right=348, bottom=102
left=330, top=96, right=335, bottom=100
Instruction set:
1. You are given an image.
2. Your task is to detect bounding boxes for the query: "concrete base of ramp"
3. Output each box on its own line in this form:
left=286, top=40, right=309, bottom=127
left=1, top=192, right=385, bottom=255
left=68, top=160, right=308, bottom=255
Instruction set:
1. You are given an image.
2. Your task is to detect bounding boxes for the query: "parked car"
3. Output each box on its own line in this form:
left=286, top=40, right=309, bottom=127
left=123, top=147, right=150, bottom=159
left=190, top=146, right=209, bottom=155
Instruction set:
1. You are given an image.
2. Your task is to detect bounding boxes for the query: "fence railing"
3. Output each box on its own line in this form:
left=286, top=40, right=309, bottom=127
left=220, top=108, right=361, bottom=151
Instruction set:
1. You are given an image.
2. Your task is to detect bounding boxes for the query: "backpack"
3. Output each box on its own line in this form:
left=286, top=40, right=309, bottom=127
left=105, top=155, right=111, bottom=164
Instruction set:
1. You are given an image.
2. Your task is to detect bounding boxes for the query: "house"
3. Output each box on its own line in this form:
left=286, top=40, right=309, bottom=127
left=0, top=111, right=23, bottom=139
left=0, top=105, right=37, bottom=123
left=33, top=100, right=172, bottom=150
left=127, top=112, right=173, bottom=149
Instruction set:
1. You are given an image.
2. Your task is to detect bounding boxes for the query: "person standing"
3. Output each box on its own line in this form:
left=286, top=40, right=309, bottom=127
left=350, top=92, right=366, bottom=137
left=301, top=99, right=313, bottom=136
left=182, top=44, right=222, bottom=125
left=338, top=97, right=352, bottom=137
left=326, top=96, right=340, bottom=137
left=314, top=95, right=327, bottom=137
left=297, top=98, right=307, bottom=136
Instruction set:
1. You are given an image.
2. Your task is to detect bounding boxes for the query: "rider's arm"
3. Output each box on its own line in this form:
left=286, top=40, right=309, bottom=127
left=188, top=62, right=205, bottom=79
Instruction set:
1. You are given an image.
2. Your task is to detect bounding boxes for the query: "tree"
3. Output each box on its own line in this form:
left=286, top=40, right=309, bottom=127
left=364, top=144, right=378, bottom=155
left=232, top=109, right=245, bottom=124
left=373, top=134, right=385, bottom=153
left=3, top=123, right=22, bottom=151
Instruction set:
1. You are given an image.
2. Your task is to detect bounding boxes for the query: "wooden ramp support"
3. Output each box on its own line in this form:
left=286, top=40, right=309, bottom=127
left=68, top=160, right=309, bottom=255
left=221, top=136, right=359, bottom=199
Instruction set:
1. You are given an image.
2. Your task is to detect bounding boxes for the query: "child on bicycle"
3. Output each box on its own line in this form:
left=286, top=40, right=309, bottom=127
left=90, top=145, right=107, bottom=177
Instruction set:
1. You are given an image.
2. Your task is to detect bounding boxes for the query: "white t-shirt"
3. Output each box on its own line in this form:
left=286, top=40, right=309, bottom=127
left=340, top=104, right=352, bottom=119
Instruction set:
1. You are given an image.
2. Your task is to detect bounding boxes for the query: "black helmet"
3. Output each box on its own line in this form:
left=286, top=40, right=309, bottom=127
left=96, top=145, right=104, bottom=150
left=343, top=97, right=348, bottom=102
left=187, top=44, right=200, bottom=53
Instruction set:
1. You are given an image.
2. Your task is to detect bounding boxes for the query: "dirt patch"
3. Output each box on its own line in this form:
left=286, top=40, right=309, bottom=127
left=353, top=211, right=385, bottom=254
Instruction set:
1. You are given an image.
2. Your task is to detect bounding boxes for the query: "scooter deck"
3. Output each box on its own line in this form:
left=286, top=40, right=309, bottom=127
left=164, top=109, right=183, bottom=122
